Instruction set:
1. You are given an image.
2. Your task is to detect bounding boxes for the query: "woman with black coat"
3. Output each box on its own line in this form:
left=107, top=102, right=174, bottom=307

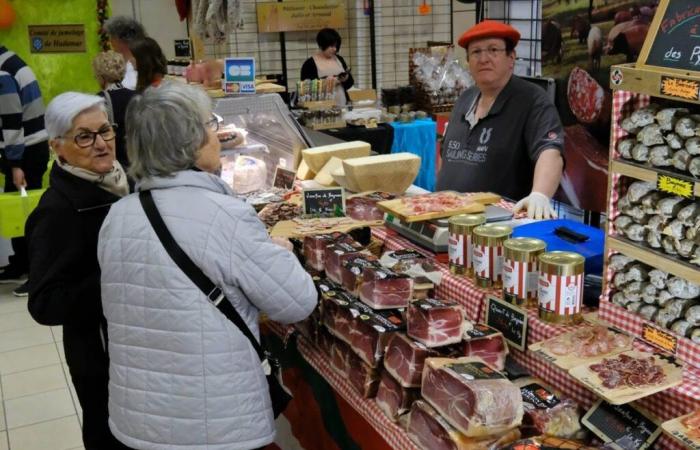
left=25, top=92, right=131, bottom=450
left=300, top=28, right=354, bottom=106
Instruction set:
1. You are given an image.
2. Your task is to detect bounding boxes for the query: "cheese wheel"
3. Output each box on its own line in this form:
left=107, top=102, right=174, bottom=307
left=314, top=157, right=344, bottom=187
left=296, top=160, right=316, bottom=181
left=302, top=141, right=371, bottom=173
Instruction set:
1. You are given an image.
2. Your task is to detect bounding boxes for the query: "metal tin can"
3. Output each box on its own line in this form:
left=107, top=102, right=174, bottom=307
left=448, top=214, right=486, bottom=277
left=472, top=224, right=512, bottom=288
left=538, top=251, right=585, bottom=325
left=503, top=237, right=546, bottom=308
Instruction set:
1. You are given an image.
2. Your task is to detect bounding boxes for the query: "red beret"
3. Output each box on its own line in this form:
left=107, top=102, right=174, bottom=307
left=458, top=20, right=520, bottom=49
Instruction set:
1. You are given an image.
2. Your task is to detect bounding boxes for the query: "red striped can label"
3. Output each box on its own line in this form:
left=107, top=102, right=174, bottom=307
left=538, top=272, right=583, bottom=315
left=473, top=244, right=504, bottom=282
left=448, top=232, right=471, bottom=269
left=503, top=259, right=538, bottom=298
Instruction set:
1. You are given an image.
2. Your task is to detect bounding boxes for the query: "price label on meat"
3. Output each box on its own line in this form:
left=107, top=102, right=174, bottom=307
left=447, top=361, right=504, bottom=381
left=583, top=399, right=661, bottom=450
left=485, top=296, right=528, bottom=351
left=657, top=174, right=694, bottom=199
left=642, top=323, right=678, bottom=354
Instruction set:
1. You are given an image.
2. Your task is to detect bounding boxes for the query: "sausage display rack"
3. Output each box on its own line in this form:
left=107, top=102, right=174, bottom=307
left=600, top=63, right=700, bottom=372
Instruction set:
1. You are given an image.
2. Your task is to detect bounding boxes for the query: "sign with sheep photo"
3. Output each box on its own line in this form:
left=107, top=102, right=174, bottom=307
left=542, top=0, right=653, bottom=214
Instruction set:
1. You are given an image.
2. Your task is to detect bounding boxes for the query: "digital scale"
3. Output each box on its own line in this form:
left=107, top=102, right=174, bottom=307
left=385, top=205, right=514, bottom=253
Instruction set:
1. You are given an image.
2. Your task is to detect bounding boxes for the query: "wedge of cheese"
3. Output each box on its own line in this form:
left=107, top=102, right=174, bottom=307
left=314, top=157, right=344, bottom=186
left=342, top=153, right=420, bottom=194
left=296, top=160, right=316, bottom=181
left=302, top=141, right=371, bottom=173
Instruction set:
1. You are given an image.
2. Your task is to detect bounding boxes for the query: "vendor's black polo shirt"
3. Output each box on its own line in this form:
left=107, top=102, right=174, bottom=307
left=436, top=75, right=564, bottom=200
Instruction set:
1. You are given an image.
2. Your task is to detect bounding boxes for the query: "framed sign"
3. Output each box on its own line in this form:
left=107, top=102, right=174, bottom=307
left=302, top=187, right=345, bottom=217
left=257, top=0, right=347, bottom=33
left=485, top=296, right=528, bottom=351
left=28, top=24, right=85, bottom=53
left=174, top=39, right=191, bottom=58
left=583, top=399, right=661, bottom=450
left=224, top=57, right=256, bottom=94
left=273, top=166, right=296, bottom=190
left=638, top=0, right=700, bottom=74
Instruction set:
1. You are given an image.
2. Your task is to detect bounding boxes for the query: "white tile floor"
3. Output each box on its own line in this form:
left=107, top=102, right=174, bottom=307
left=0, top=284, right=84, bottom=450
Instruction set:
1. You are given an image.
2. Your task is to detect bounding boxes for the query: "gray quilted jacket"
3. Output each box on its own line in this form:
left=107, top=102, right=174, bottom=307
left=97, top=170, right=316, bottom=450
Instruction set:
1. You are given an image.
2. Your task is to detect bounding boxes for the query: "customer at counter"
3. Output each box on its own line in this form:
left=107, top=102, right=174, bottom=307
left=436, top=20, right=564, bottom=219
left=103, top=16, right=146, bottom=90
left=128, top=37, right=167, bottom=91
left=300, top=28, right=354, bottom=106
left=26, top=93, right=130, bottom=449
left=97, top=82, right=317, bottom=450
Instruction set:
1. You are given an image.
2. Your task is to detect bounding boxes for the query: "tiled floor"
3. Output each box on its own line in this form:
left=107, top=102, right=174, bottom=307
left=0, top=284, right=85, bottom=450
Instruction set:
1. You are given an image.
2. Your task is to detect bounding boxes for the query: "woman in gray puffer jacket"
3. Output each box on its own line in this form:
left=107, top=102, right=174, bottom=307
left=97, top=82, right=316, bottom=450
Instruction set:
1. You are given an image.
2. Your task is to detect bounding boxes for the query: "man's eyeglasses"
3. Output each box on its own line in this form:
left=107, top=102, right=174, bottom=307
left=63, top=124, right=117, bottom=148
left=468, top=47, right=508, bottom=60
left=205, top=113, right=223, bottom=132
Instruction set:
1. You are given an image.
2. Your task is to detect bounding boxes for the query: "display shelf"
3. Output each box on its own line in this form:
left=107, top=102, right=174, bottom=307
left=607, top=236, right=700, bottom=285
left=610, top=159, right=700, bottom=197
left=611, top=63, right=700, bottom=105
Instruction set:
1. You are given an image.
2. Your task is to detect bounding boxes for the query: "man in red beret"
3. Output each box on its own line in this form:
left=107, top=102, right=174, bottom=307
left=436, top=20, right=564, bottom=219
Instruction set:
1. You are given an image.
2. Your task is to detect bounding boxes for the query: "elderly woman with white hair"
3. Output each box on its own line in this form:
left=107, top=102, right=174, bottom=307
left=97, top=82, right=316, bottom=450
left=25, top=93, right=132, bottom=450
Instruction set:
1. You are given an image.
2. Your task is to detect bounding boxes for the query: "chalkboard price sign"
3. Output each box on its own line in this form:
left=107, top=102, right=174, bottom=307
left=174, top=39, right=191, bottom=58
left=302, top=187, right=345, bottom=217
left=639, top=0, right=700, bottom=73
left=485, top=296, right=528, bottom=351
left=583, top=399, right=661, bottom=450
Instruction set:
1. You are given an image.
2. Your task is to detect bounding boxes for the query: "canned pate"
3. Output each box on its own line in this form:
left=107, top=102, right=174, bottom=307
left=537, top=251, right=585, bottom=325
left=472, top=224, right=512, bottom=288
left=503, top=238, right=546, bottom=308
left=448, top=214, right=486, bottom=277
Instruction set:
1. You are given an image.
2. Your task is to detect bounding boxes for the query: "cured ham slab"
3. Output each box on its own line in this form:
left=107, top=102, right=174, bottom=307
left=358, top=265, right=413, bottom=309
left=460, top=324, right=509, bottom=371
left=324, top=241, right=365, bottom=284
left=421, top=357, right=524, bottom=437
left=375, top=371, right=420, bottom=421
left=383, top=333, right=440, bottom=388
left=408, top=298, right=467, bottom=347
left=303, top=232, right=354, bottom=271
left=340, top=254, right=381, bottom=295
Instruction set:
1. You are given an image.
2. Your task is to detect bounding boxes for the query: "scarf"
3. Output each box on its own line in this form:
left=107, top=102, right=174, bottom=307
left=56, top=159, right=129, bottom=197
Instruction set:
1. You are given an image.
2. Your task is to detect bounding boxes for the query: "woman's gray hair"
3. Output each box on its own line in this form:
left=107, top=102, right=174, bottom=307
left=103, top=16, right=146, bottom=42
left=126, top=82, right=212, bottom=180
left=45, top=92, right=107, bottom=139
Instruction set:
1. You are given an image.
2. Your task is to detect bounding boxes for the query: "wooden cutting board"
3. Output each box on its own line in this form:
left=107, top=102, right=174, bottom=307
left=662, top=411, right=700, bottom=450
left=568, top=350, right=683, bottom=405
left=377, top=192, right=501, bottom=223
left=529, top=326, right=633, bottom=370
left=269, top=217, right=383, bottom=238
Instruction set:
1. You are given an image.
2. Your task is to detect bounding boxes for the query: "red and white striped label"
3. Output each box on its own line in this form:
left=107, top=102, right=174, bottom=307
left=472, top=244, right=504, bottom=282
left=538, top=272, right=583, bottom=315
left=503, top=259, right=538, bottom=298
left=448, top=233, right=471, bottom=268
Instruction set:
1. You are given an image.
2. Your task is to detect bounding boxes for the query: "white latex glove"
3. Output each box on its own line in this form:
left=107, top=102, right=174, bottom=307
left=513, top=191, right=557, bottom=220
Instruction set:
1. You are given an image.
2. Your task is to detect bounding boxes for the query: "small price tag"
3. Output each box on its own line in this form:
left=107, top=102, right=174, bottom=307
left=273, top=166, right=296, bottom=189
left=485, top=296, right=528, bottom=351
left=642, top=323, right=678, bottom=354
left=660, top=76, right=700, bottom=101
left=657, top=174, right=694, bottom=199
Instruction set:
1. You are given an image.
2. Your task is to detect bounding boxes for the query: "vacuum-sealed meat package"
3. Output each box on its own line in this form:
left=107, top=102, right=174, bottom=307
left=461, top=324, right=509, bottom=371
left=340, top=254, right=381, bottom=295
left=375, top=371, right=420, bottom=421
left=303, top=232, right=354, bottom=271
left=324, top=241, right=365, bottom=284
left=358, top=265, right=414, bottom=309
left=407, top=298, right=468, bottom=347
left=421, top=357, right=524, bottom=437
left=383, top=332, right=440, bottom=388
left=515, top=377, right=582, bottom=439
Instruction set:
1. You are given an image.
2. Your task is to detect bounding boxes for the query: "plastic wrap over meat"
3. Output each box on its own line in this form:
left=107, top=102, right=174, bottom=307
left=461, top=324, right=509, bottom=371
left=320, top=290, right=358, bottom=346
left=346, top=192, right=395, bottom=221
left=340, top=254, right=381, bottom=295
left=358, top=265, right=413, bottom=309
left=384, top=332, right=441, bottom=388
left=303, top=232, right=354, bottom=271
left=421, top=357, right=524, bottom=437
left=332, top=336, right=380, bottom=398
left=515, top=377, right=582, bottom=439
left=324, top=241, right=365, bottom=284
left=406, top=400, right=521, bottom=450
left=408, top=298, right=468, bottom=347
left=375, top=371, right=420, bottom=422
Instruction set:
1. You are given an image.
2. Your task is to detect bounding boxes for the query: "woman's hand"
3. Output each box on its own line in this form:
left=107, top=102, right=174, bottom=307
left=270, top=236, right=294, bottom=252
left=338, top=72, right=349, bottom=83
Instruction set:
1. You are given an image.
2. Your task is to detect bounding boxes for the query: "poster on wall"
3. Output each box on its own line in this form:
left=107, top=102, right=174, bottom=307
left=542, top=0, right=654, bottom=213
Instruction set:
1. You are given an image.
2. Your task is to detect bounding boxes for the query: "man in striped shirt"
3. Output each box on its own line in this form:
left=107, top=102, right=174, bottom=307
left=0, top=46, right=49, bottom=295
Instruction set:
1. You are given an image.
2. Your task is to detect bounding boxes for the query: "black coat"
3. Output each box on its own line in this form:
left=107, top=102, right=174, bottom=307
left=300, top=54, right=354, bottom=102
left=26, top=164, right=122, bottom=376
left=98, top=88, right=136, bottom=170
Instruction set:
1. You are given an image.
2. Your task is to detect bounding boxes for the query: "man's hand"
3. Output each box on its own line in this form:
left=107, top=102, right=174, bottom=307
left=513, top=191, right=557, bottom=220
left=11, top=167, right=26, bottom=190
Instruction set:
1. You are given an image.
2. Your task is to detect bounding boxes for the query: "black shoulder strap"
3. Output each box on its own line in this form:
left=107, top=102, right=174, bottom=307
left=138, top=190, right=265, bottom=361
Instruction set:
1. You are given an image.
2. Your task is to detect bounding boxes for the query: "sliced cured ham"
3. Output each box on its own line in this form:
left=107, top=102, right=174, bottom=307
left=358, top=265, right=413, bottom=309
left=421, top=357, right=524, bottom=437
left=408, top=298, right=467, bottom=347
left=346, top=192, right=395, bottom=221
left=375, top=371, right=420, bottom=422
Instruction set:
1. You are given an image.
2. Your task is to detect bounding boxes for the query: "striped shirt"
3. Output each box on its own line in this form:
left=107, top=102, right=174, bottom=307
left=0, top=46, right=48, bottom=164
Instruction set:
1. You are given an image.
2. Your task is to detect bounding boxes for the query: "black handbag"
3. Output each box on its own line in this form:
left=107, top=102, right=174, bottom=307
left=139, top=190, right=292, bottom=418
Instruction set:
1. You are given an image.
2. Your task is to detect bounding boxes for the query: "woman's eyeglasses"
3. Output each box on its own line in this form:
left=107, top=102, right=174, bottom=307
left=64, top=124, right=117, bottom=148
left=205, top=113, right=223, bottom=132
